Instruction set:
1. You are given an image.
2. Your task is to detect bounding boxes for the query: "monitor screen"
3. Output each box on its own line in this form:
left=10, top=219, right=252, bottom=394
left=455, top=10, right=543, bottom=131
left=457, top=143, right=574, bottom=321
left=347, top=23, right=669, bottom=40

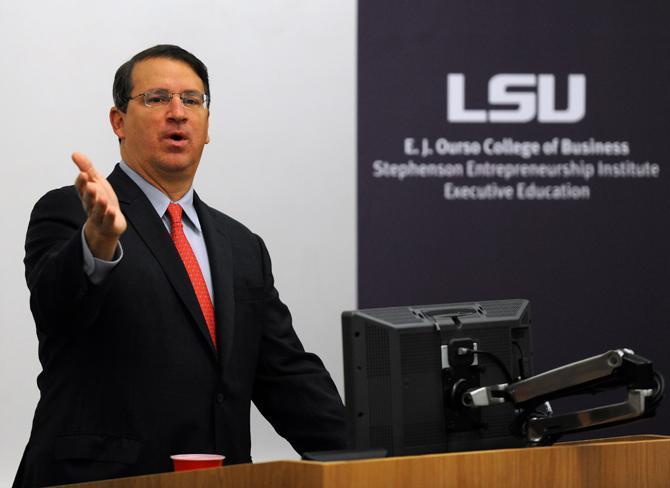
left=342, top=299, right=533, bottom=455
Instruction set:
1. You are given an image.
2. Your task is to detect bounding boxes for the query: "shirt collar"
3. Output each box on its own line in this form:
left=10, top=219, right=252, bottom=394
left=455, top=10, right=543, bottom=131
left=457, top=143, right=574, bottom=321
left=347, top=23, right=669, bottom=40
left=119, top=161, right=202, bottom=232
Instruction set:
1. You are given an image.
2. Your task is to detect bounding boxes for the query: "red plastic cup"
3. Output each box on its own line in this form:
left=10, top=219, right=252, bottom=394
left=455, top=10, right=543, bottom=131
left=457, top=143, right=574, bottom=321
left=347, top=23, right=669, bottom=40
left=170, top=454, right=225, bottom=471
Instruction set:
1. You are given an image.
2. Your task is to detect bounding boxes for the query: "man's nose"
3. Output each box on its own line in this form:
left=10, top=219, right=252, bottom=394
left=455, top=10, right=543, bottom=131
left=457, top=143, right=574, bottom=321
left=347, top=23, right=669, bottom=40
left=166, top=94, right=188, bottom=121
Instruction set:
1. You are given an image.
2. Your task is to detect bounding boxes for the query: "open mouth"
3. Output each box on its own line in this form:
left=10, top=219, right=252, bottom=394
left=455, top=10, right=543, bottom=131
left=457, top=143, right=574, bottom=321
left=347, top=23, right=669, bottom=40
left=164, top=132, right=189, bottom=146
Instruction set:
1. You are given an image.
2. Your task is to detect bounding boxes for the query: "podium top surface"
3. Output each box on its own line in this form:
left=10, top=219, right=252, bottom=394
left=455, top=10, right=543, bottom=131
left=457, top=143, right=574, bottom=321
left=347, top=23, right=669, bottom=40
left=54, top=435, right=670, bottom=488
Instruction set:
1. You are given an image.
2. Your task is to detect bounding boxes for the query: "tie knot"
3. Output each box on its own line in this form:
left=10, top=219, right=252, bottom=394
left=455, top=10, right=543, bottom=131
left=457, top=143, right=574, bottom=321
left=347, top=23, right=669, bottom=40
left=166, top=203, right=183, bottom=227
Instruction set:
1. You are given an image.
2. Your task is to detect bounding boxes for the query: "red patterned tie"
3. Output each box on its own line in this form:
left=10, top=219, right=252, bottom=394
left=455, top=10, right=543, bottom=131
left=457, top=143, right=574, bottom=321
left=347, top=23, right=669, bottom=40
left=166, top=203, right=217, bottom=350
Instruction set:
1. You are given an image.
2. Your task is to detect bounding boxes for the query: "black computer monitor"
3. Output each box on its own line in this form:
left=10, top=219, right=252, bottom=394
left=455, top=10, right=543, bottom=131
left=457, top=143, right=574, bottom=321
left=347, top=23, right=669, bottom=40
left=342, top=299, right=533, bottom=455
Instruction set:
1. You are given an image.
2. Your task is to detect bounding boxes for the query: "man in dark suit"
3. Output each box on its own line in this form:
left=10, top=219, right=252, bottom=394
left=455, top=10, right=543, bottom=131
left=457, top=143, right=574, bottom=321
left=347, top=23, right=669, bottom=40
left=14, top=45, right=347, bottom=487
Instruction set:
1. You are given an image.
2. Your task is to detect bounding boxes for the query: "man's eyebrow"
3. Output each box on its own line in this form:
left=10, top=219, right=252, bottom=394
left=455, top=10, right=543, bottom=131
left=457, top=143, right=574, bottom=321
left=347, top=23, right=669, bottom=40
left=144, top=87, right=205, bottom=93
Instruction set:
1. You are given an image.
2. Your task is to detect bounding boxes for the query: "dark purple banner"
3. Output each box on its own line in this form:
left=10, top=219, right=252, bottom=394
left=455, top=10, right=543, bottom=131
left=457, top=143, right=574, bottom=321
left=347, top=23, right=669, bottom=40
left=358, top=0, right=670, bottom=436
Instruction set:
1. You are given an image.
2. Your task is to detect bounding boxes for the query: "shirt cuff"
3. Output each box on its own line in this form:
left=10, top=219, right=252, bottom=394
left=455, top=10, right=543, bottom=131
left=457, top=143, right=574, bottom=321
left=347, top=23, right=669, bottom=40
left=81, top=226, right=123, bottom=284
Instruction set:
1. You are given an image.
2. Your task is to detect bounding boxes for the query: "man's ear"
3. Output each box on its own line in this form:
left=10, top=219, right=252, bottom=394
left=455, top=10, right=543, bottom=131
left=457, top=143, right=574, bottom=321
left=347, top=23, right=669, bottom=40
left=110, top=107, right=125, bottom=141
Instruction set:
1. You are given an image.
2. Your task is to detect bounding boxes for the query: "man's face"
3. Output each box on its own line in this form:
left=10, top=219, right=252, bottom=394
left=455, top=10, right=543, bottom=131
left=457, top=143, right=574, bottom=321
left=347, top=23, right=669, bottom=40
left=111, top=57, right=210, bottom=187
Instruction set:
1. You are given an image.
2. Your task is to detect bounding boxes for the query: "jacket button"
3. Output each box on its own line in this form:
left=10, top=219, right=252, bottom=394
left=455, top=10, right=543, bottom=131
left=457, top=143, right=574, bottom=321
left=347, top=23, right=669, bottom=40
left=216, top=393, right=224, bottom=404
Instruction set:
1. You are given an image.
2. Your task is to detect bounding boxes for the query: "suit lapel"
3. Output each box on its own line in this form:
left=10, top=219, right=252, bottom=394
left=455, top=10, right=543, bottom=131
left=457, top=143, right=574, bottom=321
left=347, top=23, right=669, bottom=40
left=194, top=193, right=236, bottom=373
left=108, top=165, right=218, bottom=358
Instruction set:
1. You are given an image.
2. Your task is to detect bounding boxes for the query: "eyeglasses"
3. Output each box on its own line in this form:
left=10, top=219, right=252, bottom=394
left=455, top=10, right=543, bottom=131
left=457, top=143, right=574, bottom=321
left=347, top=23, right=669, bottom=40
left=128, top=89, right=209, bottom=109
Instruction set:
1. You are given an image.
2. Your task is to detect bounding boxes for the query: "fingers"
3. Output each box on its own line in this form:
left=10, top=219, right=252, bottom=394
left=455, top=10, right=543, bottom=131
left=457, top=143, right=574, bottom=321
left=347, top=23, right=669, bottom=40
left=82, top=183, right=122, bottom=227
left=76, top=173, right=113, bottom=215
left=71, top=152, right=92, bottom=172
left=71, top=152, right=101, bottom=179
left=90, top=196, right=126, bottom=236
left=80, top=181, right=109, bottom=222
left=73, top=154, right=120, bottom=209
left=101, top=207, right=119, bottom=230
left=72, top=152, right=126, bottom=241
left=89, top=192, right=108, bottom=224
left=74, top=171, right=90, bottom=195
left=77, top=180, right=97, bottom=212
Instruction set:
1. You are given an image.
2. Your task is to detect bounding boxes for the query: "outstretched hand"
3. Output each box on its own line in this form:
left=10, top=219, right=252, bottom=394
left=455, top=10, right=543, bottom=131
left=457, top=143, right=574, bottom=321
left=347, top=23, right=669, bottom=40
left=73, top=152, right=127, bottom=260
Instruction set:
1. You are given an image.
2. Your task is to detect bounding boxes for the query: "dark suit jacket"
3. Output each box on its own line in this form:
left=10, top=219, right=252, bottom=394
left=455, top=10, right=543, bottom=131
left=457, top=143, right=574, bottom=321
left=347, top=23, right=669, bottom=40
left=14, top=165, right=347, bottom=487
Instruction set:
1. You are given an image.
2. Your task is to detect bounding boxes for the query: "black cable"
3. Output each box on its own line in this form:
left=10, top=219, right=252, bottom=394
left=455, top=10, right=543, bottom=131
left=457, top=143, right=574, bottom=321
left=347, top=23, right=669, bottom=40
left=648, top=371, right=665, bottom=409
left=460, top=348, right=513, bottom=383
left=511, top=340, right=526, bottom=378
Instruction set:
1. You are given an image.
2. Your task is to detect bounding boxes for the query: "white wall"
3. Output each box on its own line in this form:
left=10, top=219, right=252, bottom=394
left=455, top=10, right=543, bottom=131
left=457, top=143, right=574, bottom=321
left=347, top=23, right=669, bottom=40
left=0, top=1, right=356, bottom=485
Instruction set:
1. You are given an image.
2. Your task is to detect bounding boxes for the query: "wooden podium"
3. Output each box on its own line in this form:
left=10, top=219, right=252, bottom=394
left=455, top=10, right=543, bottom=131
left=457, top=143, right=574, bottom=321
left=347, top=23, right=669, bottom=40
left=57, top=435, right=670, bottom=488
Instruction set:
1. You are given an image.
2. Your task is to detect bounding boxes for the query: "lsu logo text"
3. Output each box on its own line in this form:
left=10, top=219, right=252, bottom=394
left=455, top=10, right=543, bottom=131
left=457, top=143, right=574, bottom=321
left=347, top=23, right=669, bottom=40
left=447, top=73, right=586, bottom=123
